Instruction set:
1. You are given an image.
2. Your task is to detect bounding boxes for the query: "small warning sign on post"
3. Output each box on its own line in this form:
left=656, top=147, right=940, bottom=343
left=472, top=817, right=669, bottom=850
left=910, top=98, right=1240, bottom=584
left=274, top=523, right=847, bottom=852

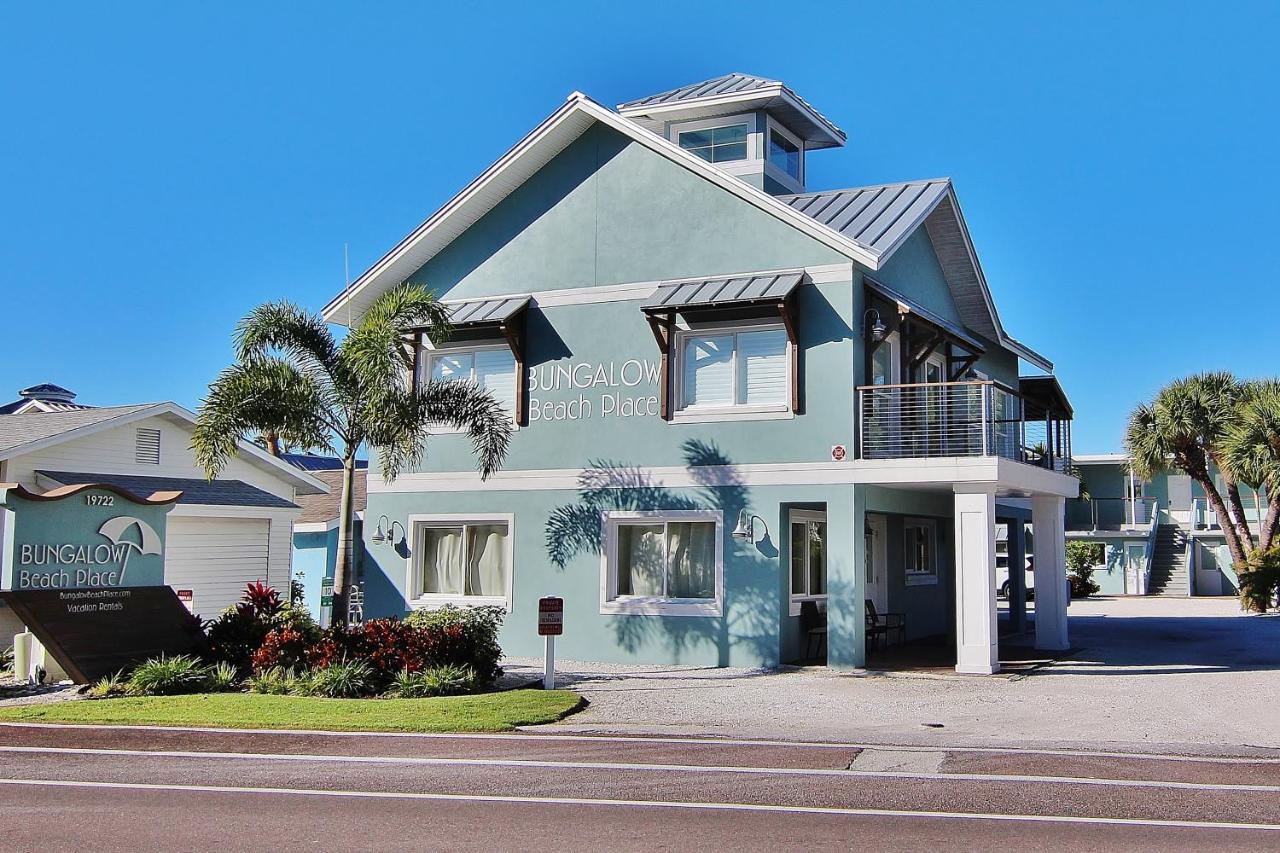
left=538, top=596, right=564, bottom=636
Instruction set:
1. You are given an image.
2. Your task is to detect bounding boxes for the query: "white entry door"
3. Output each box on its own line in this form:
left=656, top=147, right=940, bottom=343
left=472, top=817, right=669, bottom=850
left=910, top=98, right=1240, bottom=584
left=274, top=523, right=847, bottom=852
left=864, top=514, right=889, bottom=613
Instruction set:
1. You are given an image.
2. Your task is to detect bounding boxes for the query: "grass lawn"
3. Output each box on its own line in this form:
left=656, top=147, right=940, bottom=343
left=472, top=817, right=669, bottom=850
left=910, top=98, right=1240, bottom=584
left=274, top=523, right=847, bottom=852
left=0, top=689, right=584, bottom=733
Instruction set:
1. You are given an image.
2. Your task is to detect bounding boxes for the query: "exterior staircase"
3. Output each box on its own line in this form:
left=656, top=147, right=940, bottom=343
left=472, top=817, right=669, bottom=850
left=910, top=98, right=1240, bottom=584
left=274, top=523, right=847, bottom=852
left=1148, top=524, right=1190, bottom=596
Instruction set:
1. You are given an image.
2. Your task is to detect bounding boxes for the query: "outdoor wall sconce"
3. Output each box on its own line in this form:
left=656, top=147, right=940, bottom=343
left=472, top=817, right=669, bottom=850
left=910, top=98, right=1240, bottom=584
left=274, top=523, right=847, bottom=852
left=732, top=509, right=770, bottom=543
left=371, top=515, right=406, bottom=547
left=863, top=308, right=888, bottom=344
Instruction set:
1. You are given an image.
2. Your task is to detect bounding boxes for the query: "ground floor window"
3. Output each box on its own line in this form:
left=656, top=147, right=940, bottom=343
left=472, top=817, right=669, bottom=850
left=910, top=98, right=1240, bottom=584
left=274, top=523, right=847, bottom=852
left=600, top=511, right=723, bottom=616
left=789, top=509, right=826, bottom=615
left=904, top=517, right=938, bottom=585
left=408, top=515, right=512, bottom=608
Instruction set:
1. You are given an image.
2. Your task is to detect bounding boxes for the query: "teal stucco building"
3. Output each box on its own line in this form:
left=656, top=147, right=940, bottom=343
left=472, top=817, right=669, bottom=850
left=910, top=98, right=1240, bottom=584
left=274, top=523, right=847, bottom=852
left=323, top=74, right=1080, bottom=674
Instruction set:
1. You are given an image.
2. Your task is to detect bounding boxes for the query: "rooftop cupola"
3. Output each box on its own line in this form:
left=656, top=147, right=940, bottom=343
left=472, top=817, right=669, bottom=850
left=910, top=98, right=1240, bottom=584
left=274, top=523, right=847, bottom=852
left=20, top=383, right=77, bottom=405
left=617, top=73, right=845, bottom=196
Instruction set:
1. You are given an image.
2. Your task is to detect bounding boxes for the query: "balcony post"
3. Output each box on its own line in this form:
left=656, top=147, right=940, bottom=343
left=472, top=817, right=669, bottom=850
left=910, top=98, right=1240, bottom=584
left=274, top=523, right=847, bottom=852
left=1032, top=494, right=1069, bottom=651
left=954, top=486, right=1000, bottom=674
left=981, top=384, right=989, bottom=457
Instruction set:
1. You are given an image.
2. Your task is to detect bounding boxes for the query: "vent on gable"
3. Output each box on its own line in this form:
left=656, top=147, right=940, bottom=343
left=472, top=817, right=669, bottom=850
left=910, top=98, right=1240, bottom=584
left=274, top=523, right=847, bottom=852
left=135, top=428, right=161, bottom=465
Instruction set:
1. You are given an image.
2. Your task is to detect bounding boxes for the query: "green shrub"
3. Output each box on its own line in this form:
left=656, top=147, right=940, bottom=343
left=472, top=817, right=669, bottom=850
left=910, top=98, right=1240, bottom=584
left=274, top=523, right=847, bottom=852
left=206, top=583, right=320, bottom=676
left=1239, top=548, right=1280, bottom=613
left=307, top=659, right=374, bottom=698
left=86, top=670, right=129, bottom=699
left=390, top=664, right=477, bottom=698
left=128, top=655, right=209, bottom=696
left=1066, top=541, right=1103, bottom=598
left=247, top=665, right=295, bottom=695
left=403, top=605, right=505, bottom=684
left=206, top=661, right=240, bottom=692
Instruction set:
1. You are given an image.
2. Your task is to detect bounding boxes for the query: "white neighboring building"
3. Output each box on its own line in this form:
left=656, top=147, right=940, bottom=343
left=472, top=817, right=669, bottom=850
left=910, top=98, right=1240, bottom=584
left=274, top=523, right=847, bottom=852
left=0, top=385, right=326, bottom=637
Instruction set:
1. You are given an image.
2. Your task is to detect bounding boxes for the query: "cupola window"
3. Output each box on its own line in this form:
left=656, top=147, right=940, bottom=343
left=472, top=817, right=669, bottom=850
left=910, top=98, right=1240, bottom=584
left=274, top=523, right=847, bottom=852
left=678, top=123, right=749, bottom=163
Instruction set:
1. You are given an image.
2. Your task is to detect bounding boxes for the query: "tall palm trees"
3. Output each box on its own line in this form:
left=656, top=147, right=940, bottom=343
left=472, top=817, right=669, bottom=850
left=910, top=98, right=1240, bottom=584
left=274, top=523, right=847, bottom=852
left=1223, top=380, right=1280, bottom=550
left=193, top=284, right=512, bottom=625
left=1125, top=373, right=1252, bottom=567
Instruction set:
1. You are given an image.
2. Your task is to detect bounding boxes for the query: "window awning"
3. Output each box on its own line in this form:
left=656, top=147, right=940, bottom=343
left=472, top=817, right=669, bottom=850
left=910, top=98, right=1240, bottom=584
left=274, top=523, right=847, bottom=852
left=641, top=270, right=805, bottom=314
left=865, top=277, right=986, bottom=354
left=440, top=295, right=530, bottom=327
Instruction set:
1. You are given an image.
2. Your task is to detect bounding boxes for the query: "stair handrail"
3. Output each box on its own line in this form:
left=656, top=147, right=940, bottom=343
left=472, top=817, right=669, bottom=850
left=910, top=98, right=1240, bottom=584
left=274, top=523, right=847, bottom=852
left=1141, top=501, right=1160, bottom=595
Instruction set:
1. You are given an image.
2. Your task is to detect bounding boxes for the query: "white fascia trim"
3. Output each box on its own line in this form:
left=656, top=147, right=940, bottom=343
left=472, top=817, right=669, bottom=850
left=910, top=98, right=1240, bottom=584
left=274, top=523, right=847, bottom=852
left=527, top=263, right=852, bottom=310
left=370, top=456, right=1080, bottom=496
left=293, top=520, right=339, bottom=534
left=168, top=504, right=303, bottom=520
left=322, top=94, right=877, bottom=323
left=1073, top=453, right=1130, bottom=464
left=0, top=403, right=171, bottom=464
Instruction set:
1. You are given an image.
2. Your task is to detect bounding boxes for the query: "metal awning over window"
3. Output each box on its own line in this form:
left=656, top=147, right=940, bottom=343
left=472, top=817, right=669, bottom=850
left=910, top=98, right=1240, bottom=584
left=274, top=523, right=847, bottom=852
left=641, top=270, right=805, bottom=420
left=410, top=295, right=532, bottom=425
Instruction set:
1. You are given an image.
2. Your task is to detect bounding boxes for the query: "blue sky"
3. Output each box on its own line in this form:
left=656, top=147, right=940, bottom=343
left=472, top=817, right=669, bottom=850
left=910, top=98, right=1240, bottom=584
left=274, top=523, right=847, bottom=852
left=2, top=2, right=1277, bottom=452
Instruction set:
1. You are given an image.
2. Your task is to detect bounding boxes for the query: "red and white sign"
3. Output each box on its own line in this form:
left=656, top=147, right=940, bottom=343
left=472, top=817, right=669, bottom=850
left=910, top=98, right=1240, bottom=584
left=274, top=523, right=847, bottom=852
left=831, top=444, right=848, bottom=462
left=538, top=596, right=564, bottom=636
left=176, top=589, right=194, bottom=614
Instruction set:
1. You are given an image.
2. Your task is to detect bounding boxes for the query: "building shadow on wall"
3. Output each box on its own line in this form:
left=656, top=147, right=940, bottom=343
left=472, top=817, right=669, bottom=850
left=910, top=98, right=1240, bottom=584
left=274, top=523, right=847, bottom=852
left=545, top=439, right=779, bottom=666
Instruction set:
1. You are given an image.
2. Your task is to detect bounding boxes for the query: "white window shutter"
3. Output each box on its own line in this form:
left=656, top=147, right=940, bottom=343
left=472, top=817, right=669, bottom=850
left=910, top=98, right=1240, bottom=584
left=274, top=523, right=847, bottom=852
left=682, top=335, right=734, bottom=407
left=737, top=329, right=788, bottom=405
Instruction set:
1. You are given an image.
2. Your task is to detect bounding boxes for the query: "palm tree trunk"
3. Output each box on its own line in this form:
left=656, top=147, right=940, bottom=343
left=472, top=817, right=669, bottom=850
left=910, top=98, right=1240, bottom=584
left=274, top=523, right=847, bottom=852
left=1199, top=475, right=1250, bottom=568
left=1260, top=492, right=1280, bottom=552
left=330, top=452, right=357, bottom=627
left=1223, top=476, right=1255, bottom=551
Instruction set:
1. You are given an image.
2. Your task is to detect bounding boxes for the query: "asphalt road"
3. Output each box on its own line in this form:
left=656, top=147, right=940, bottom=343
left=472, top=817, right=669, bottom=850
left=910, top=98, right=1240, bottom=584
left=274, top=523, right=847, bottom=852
left=1, top=723, right=1278, bottom=851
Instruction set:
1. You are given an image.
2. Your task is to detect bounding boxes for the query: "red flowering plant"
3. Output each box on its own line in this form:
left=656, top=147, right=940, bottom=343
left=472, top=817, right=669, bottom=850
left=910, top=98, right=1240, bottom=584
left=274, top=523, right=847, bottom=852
left=206, top=582, right=319, bottom=675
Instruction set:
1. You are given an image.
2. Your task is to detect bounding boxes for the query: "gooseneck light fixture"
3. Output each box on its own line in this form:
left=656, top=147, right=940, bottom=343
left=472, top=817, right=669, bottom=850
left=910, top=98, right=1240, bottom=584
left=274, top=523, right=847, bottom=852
left=371, top=515, right=406, bottom=547
left=863, top=308, right=888, bottom=344
left=731, top=508, right=769, bottom=543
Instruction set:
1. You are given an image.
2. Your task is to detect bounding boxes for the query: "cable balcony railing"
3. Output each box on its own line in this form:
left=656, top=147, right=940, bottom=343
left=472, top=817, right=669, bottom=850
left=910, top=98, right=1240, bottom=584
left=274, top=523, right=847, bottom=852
left=856, top=379, right=1071, bottom=470
left=1065, top=497, right=1157, bottom=531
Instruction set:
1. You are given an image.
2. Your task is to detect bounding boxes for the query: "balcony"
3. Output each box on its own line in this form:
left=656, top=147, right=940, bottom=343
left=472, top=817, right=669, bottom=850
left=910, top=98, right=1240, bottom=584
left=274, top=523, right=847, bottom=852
left=856, top=379, right=1072, bottom=471
left=1066, top=497, right=1157, bottom=532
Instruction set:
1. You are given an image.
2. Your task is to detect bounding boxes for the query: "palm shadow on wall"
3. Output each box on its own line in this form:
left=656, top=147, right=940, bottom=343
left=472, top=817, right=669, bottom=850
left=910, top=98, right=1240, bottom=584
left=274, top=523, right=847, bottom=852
left=544, top=438, right=779, bottom=666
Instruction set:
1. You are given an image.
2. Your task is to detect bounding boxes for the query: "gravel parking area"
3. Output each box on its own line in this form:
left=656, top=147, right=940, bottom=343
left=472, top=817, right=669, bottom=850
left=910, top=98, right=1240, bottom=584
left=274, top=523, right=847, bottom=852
left=507, top=597, right=1280, bottom=753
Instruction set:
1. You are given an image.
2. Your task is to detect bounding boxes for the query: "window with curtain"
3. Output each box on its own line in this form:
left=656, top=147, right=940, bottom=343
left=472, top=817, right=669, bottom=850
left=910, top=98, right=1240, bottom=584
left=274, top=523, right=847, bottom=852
left=420, top=346, right=517, bottom=415
left=678, top=326, right=788, bottom=413
left=415, top=520, right=510, bottom=602
left=904, top=517, right=937, bottom=582
left=606, top=515, right=720, bottom=611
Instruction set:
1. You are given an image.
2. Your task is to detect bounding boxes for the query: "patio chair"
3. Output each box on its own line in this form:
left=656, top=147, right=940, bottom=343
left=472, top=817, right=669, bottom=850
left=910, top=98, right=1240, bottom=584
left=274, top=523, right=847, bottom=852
left=799, top=599, right=827, bottom=660
left=865, top=600, right=906, bottom=650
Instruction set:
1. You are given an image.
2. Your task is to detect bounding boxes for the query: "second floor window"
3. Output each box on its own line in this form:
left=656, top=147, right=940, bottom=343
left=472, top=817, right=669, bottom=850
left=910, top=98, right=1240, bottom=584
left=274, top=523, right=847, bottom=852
left=678, top=123, right=749, bottom=163
left=676, top=325, right=789, bottom=414
left=768, top=129, right=801, bottom=180
left=420, top=345, right=517, bottom=416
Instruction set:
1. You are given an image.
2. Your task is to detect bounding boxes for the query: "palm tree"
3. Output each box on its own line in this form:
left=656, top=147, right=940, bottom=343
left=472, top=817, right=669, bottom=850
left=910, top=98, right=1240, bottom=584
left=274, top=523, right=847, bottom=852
left=193, top=283, right=512, bottom=625
left=1223, top=379, right=1280, bottom=551
left=1125, top=372, right=1251, bottom=567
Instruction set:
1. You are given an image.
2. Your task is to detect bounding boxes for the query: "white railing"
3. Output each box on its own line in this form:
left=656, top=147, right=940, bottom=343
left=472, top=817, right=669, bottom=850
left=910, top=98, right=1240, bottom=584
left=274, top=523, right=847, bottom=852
left=1192, top=497, right=1265, bottom=531
left=1066, top=497, right=1157, bottom=531
left=857, top=380, right=1056, bottom=465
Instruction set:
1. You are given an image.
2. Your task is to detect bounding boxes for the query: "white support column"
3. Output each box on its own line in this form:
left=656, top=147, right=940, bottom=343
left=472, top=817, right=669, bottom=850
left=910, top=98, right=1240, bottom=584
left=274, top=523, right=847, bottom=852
left=954, top=487, right=999, bottom=675
left=1032, top=494, right=1069, bottom=651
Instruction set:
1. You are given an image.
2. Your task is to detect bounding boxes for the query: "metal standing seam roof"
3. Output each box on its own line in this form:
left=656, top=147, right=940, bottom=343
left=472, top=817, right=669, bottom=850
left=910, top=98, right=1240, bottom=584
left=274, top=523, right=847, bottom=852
left=642, top=270, right=804, bottom=313
left=37, top=471, right=300, bottom=510
left=617, top=73, right=845, bottom=146
left=865, top=277, right=986, bottom=353
left=441, top=295, right=530, bottom=326
left=778, top=180, right=952, bottom=258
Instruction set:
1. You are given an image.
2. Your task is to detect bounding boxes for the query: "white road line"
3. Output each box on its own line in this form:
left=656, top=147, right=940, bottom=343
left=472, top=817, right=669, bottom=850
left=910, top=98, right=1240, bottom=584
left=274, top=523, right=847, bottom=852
left=3, top=745, right=1278, bottom=793
left=2, top=721, right=1277, bottom=764
left=1, top=777, right=1276, bottom=832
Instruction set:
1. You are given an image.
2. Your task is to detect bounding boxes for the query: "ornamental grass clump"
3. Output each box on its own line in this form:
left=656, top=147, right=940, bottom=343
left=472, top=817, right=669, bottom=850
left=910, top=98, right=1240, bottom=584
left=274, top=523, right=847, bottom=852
left=390, top=664, right=477, bottom=698
left=86, top=670, right=129, bottom=699
left=306, top=660, right=375, bottom=698
left=127, top=655, right=210, bottom=696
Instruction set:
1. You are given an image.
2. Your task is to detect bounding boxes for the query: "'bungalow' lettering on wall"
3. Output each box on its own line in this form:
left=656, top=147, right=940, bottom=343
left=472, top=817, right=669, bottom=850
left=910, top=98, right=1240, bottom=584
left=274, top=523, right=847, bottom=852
left=528, top=359, right=661, bottom=422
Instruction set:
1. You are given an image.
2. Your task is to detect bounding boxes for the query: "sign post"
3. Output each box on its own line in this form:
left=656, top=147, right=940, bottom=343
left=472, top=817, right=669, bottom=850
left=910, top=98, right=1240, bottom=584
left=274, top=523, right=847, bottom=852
left=537, top=596, right=563, bottom=690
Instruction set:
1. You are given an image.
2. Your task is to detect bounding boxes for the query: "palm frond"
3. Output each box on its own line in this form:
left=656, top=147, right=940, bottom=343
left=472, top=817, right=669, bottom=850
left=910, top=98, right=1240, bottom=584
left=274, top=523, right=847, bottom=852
left=340, top=283, right=453, bottom=392
left=364, top=380, right=512, bottom=482
left=235, top=301, right=338, bottom=374
left=193, top=358, right=334, bottom=478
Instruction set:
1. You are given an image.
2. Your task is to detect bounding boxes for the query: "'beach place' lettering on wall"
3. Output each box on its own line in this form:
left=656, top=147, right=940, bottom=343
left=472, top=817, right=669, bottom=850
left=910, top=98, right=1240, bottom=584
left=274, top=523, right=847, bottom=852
left=15, top=515, right=164, bottom=590
left=528, top=359, right=661, bottom=422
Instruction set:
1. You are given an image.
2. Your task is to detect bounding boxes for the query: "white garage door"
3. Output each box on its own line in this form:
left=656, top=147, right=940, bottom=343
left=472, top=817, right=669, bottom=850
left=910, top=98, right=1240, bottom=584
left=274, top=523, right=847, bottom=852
left=165, top=517, right=271, bottom=620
